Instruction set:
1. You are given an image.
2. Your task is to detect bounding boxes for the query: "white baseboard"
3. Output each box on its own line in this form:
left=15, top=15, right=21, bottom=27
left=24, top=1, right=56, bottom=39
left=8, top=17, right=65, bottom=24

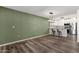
left=0, top=34, right=49, bottom=47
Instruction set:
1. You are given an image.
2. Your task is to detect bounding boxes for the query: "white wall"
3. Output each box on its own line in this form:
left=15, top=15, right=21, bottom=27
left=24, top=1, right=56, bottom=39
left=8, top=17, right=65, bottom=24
left=77, top=10, right=79, bottom=35
left=77, top=10, right=79, bottom=42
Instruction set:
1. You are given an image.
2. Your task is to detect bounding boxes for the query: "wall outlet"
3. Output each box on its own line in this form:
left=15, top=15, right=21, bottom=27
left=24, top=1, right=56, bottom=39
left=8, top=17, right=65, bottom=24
left=12, top=25, right=15, bottom=29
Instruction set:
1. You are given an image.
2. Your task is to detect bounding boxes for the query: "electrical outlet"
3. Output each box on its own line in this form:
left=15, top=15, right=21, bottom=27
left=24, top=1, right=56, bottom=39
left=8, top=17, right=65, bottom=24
left=12, top=25, right=15, bottom=29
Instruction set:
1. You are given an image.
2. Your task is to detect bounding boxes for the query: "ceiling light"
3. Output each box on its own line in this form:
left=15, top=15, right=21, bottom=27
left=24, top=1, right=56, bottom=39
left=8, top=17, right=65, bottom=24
left=49, top=12, right=53, bottom=14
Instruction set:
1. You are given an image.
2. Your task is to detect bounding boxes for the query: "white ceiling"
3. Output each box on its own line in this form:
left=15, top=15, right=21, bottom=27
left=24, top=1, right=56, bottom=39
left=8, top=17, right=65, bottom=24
left=4, top=6, right=79, bottom=18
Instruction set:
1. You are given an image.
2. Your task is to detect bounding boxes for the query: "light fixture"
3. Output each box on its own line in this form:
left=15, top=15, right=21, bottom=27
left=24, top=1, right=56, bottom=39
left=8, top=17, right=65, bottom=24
left=49, top=12, right=53, bottom=14
left=49, top=12, right=54, bottom=19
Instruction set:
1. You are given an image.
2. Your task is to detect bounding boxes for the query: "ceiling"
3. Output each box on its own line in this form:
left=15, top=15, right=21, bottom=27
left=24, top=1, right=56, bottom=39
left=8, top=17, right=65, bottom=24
left=4, top=6, right=79, bottom=18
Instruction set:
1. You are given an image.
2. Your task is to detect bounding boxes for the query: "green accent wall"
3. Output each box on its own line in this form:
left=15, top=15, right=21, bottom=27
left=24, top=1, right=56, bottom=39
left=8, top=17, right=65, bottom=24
left=0, top=7, right=48, bottom=45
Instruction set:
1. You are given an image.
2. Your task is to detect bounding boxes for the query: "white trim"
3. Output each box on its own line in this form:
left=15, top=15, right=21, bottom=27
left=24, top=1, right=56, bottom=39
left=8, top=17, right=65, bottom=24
left=0, top=34, right=49, bottom=47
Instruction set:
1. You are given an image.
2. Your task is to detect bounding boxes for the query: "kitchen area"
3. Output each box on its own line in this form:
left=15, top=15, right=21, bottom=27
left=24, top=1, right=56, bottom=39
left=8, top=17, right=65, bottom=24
left=48, top=14, right=77, bottom=37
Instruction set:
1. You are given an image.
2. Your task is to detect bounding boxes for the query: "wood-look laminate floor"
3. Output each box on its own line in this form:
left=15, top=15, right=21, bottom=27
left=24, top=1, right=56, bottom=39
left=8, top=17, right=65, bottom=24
left=0, top=35, right=79, bottom=53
